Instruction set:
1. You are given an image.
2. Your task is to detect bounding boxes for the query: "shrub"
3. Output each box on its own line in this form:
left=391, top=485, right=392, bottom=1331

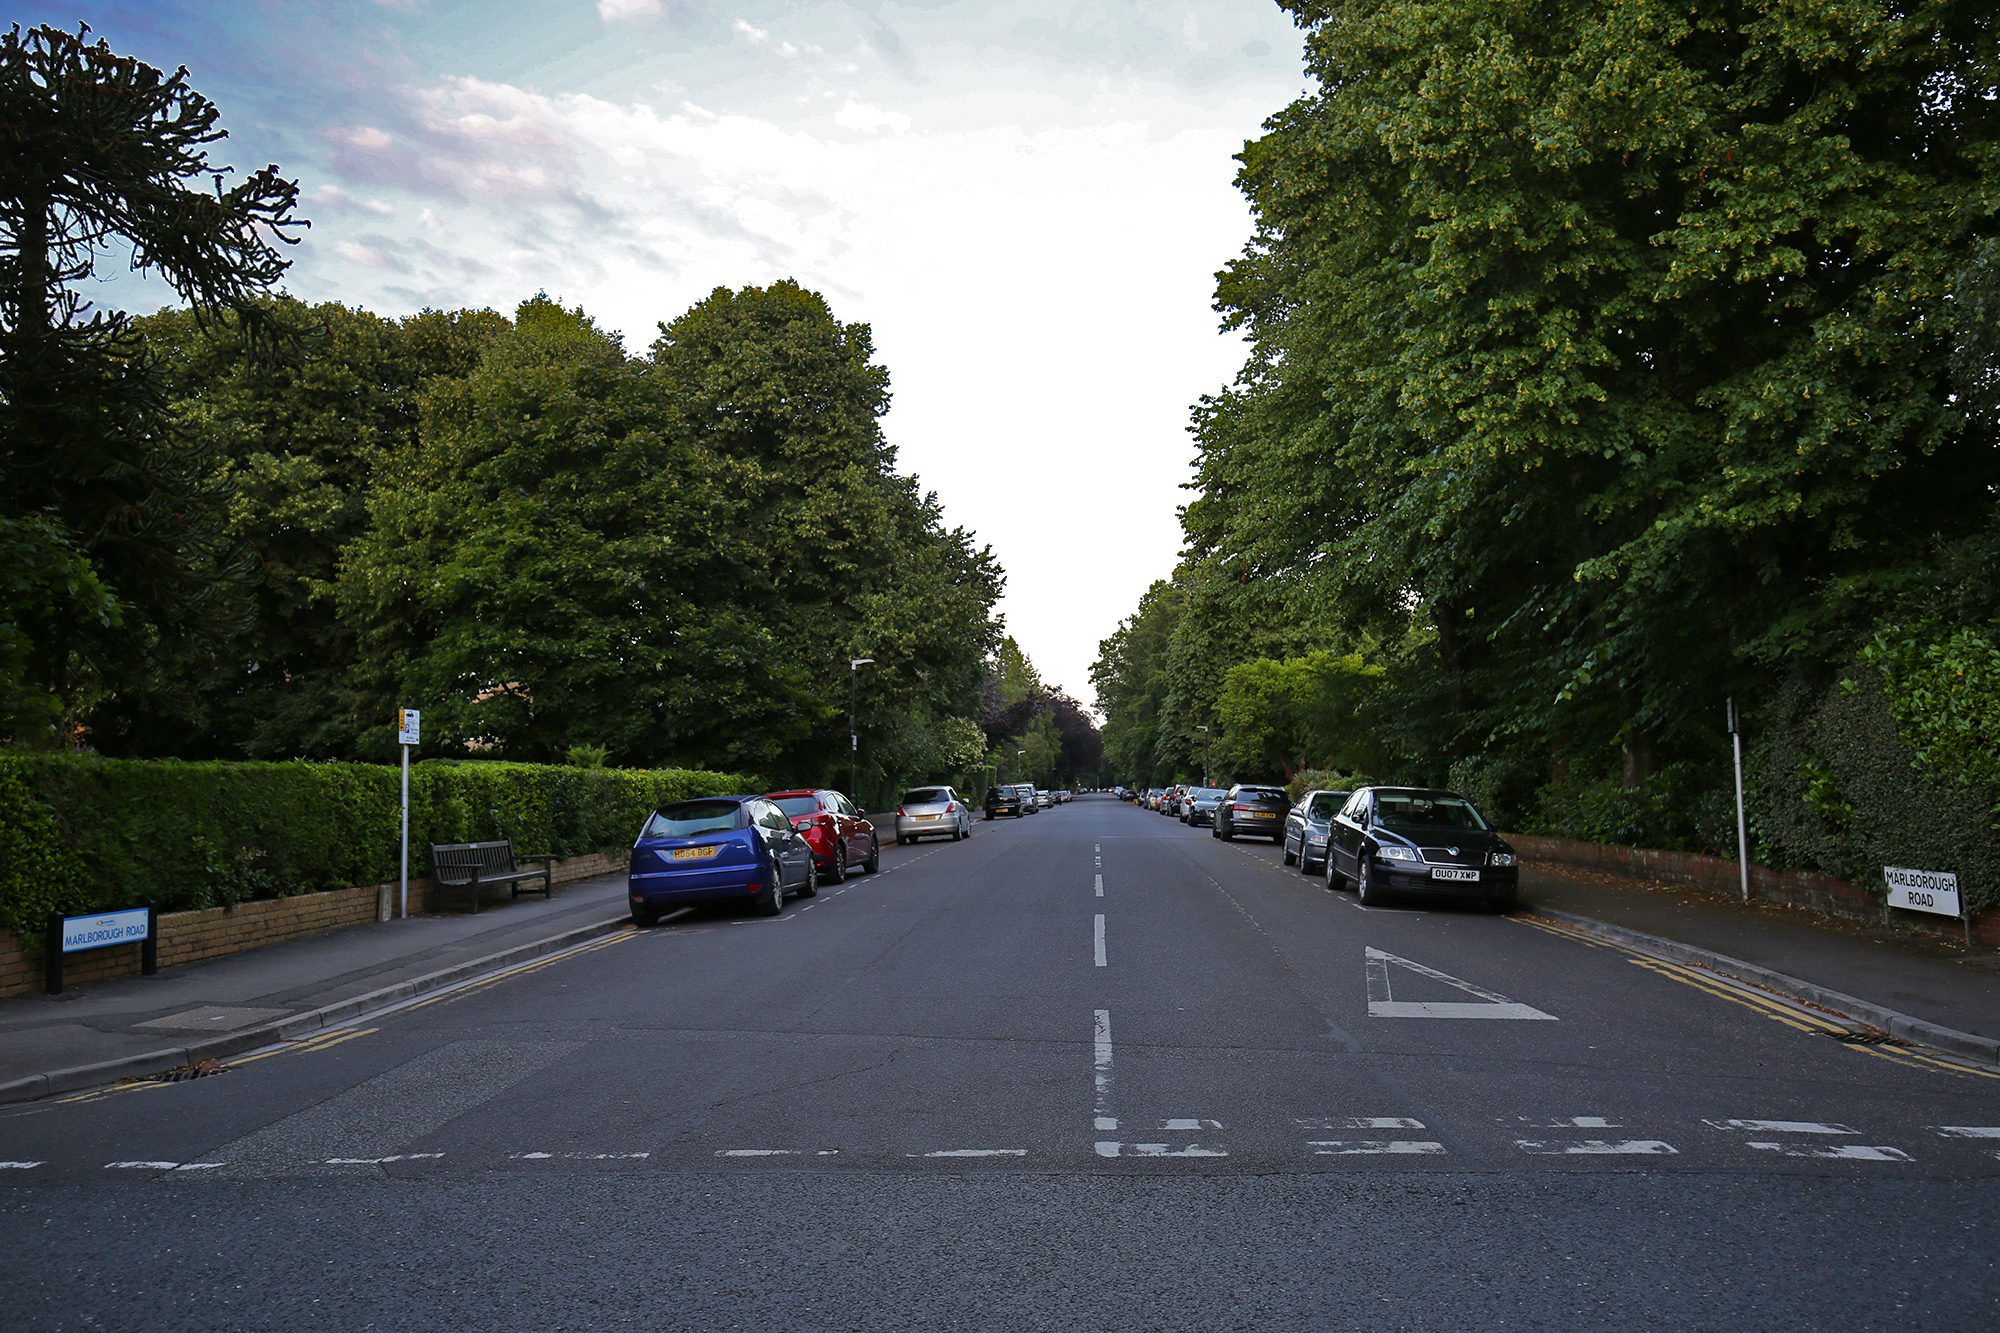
left=0, top=754, right=754, bottom=937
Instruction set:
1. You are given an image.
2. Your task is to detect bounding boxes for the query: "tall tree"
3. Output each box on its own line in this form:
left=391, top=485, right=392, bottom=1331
left=0, top=23, right=302, bottom=736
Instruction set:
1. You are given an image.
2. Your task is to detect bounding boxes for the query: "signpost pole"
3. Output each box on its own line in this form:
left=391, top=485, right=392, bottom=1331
left=400, top=739, right=410, bottom=921
left=1728, top=698, right=1751, bottom=903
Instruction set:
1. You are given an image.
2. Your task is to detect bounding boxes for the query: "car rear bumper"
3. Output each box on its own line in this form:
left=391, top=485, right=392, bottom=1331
left=629, top=869, right=763, bottom=904
left=897, top=814, right=957, bottom=837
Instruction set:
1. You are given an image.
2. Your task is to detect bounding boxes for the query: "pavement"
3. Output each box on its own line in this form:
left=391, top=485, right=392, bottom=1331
left=0, top=871, right=635, bottom=1100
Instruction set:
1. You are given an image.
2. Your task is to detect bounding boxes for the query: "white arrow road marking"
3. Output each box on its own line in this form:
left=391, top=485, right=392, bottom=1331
left=1307, top=1141, right=1445, bottom=1155
left=1706, top=1119, right=1856, bottom=1134
left=1516, top=1140, right=1678, bottom=1155
left=1364, top=948, right=1558, bottom=1020
left=1747, top=1142, right=1911, bottom=1161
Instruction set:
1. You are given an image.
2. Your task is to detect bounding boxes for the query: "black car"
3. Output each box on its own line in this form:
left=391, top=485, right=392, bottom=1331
left=984, top=786, right=1025, bottom=819
left=1213, top=783, right=1290, bottom=841
left=1323, top=786, right=1518, bottom=910
left=1181, top=787, right=1228, bottom=827
left=1282, top=788, right=1352, bottom=873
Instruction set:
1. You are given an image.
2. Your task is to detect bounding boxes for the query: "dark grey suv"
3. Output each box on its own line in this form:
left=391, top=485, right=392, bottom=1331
left=1213, top=783, right=1290, bottom=842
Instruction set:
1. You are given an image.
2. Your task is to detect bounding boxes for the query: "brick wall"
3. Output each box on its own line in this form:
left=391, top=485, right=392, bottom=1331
left=0, top=850, right=627, bottom=1000
left=1512, top=834, right=2000, bottom=947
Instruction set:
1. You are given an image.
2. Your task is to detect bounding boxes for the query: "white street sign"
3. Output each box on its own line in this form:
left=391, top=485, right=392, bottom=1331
left=1885, top=866, right=1960, bottom=917
left=62, top=908, right=150, bottom=953
left=396, top=708, right=421, bottom=746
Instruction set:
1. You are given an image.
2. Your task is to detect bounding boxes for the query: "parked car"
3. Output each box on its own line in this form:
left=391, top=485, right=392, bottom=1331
left=1012, top=782, right=1041, bottom=813
left=1282, top=789, right=1353, bottom=873
left=1035, top=789, right=1054, bottom=810
left=1180, top=787, right=1228, bottom=827
left=896, top=786, right=971, bottom=843
left=985, top=785, right=1026, bottom=819
left=1213, top=783, right=1290, bottom=841
left=765, top=788, right=880, bottom=883
left=1323, top=786, right=1519, bottom=910
left=628, top=795, right=815, bottom=924
left=1159, top=784, right=1184, bottom=814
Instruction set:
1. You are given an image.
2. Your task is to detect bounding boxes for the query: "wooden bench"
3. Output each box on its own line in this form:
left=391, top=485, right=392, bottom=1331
left=428, top=840, right=556, bottom=914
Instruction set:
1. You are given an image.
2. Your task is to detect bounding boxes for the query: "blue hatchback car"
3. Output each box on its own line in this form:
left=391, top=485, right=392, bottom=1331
left=627, top=795, right=817, bottom=926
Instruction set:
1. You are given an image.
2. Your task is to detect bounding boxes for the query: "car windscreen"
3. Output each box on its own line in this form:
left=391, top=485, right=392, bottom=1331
left=1307, top=793, right=1346, bottom=818
left=644, top=801, right=743, bottom=838
left=770, top=796, right=820, bottom=817
left=1374, top=795, right=1490, bottom=830
left=902, top=788, right=949, bottom=804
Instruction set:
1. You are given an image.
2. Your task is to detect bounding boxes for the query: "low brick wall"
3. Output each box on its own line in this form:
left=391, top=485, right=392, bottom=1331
left=1512, top=834, right=2000, bottom=947
left=0, top=850, right=627, bottom=1000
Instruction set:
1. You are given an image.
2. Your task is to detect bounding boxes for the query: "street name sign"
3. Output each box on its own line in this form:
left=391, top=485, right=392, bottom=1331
left=1884, top=865, right=1959, bottom=917
left=61, top=907, right=150, bottom=953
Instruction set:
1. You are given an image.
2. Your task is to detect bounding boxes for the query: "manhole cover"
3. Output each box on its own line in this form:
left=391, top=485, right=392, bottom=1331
left=135, top=1005, right=292, bottom=1032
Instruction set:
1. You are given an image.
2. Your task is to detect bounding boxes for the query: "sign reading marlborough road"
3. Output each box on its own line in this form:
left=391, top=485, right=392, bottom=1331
left=61, top=907, right=151, bottom=953
left=1884, top=866, right=1960, bottom=917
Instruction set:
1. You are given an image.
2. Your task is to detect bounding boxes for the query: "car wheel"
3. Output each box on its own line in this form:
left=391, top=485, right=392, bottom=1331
left=1356, top=861, right=1388, bottom=908
left=1324, top=854, right=1345, bottom=891
left=756, top=864, right=785, bottom=916
left=796, top=860, right=819, bottom=898
left=1281, top=839, right=1297, bottom=866
left=1217, top=822, right=1233, bottom=841
left=985, top=812, right=994, bottom=821
left=826, top=844, right=847, bottom=884
left=1301, top=850, right=1321, bottom=876
left=862, top=837, right=881, bottom=873
left=632, top=904, right=661, bottom=928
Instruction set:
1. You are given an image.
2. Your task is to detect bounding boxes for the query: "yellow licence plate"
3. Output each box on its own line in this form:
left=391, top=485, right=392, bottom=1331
left=671, top=846, right=720, bottom=861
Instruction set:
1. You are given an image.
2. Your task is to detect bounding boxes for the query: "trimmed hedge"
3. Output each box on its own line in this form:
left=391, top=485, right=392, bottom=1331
left=0, top=754, right=757, bottom=938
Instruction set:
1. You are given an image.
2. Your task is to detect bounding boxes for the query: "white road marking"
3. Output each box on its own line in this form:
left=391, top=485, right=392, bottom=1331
left=1094, top=914, right=1107, bottom=967
left=1706, top=1119, right=1857, bottom=1134
left=1096, top=1142, right=1229, bottom=1158
left=1308, top=1141, right=1446, bottom=1155
left=1095, top=1117, right=1118, bottom=1130
left=1365, top=948, right=1558, bottom=1020
left=1094, top=1009, right=1113, bottom=1115
left=322, top=1154, right=443, bottom=1165
left=1502, top=1116, right=1620, bottom=1128
left=717, top=1149, right=800, bottom=1157
left=1746, top=1142, right=1911, bottom=1161
left=171, top=1163, right=225, bottom=1171
left=508, top=1152, right=650, bottom=1160
left=1516, top=1140, right=1678, bottom=1155
left=919, top=1149, right=1027, bottom=1157
left=1095, top=874, right=1103, bottom=898
left=1932, top=1126, right=2000, bottom=1138
left=1095, top=845, right=1100, bottom=853
left=0, top=1162, right=43, bottom=1169
left=1160, top=1119, right=1224, bottom=1130
left=1297, top=1117, right=1426, bottom=1130
left=104, top=1161, right=179, bottom=1169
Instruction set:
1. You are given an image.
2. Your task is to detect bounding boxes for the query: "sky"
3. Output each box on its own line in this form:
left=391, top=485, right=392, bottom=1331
left=27, top=0, right=1309, bottom=707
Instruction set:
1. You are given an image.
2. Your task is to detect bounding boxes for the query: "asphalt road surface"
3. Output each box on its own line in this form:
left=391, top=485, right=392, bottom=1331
left=4, top=794, right=1998, bottom=1330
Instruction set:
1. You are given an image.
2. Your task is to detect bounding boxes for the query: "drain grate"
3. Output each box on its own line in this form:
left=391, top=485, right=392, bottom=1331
left=117, top=1058, right=232, bottom=1085
left=1832, top=1028, right=1911, bottom=1047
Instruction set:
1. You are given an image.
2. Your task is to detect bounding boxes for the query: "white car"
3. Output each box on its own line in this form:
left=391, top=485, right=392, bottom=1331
left=894, top=786, right=973, bottom=844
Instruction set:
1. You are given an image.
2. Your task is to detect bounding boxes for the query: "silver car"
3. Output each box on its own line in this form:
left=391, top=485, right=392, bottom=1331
left=895, top=785, right=972, bottom=844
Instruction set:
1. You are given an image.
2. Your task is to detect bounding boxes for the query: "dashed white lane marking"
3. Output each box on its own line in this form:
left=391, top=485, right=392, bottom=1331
left=1747, top=1142, right=1912, bottom=1161
left=917, top=1149, right=1027, bottom=1157
left=172, top=1163, right=225, bottom=1171
left=1517, top=1140, right=1678, bottom=1156
left=1308, top=1141, right=1446, bottom=1155
left=717, top=1149, right=800, bottom=1157
left=1298, top=1116, right=1426, bottom=1130
left=1093, top=1009, right=1113, bottom=1116
left=1365, top=948, right=1557, bottom=1020
left=105, top=1161, right=179, bottom=1169
left=1096, top=1142, right=1229, bottom=1158
left=509, top=1152, right=650, bottom=1160
left=1093, top=914, right=1107, bottom=967
left=1502, top=1116, right=1621, bottom=1128
left=0, top=1162, right=43, bottom=1169
left=1935, top=1126, right=2000, bottom=1138
left=1706, top=1119, right=1857, bottom=1134
left=1160, top=1118, right=1224, bottom=1130
left=1095, top=873, right=1103, bottom=898
left=323, top=1154, right=442, bottom=1165
left=1095, top=1117, right=1118, bottom=1130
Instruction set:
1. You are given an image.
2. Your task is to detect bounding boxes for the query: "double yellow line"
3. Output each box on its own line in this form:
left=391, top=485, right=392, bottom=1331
left=399, top=927, right=636, bottom=1014
left=1516, top=915, right=2000, bottom=1080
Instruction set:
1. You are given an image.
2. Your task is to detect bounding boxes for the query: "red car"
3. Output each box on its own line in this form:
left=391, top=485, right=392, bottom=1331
left=764, top=788, right=881, bottom=883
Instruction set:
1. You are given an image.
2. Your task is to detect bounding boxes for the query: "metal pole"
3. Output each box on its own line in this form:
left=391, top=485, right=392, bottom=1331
left=1729, top=698, right=1750, bottom=903
left=400, top=741, right=411, bottom=920
left=850, top=666, right=858, bottom=798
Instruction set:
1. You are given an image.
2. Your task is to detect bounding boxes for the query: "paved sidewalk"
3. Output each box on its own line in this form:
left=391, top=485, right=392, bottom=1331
left=1520, top=863, right=2000, bottom=1045
left=0, top=874, right=633, bottom=1093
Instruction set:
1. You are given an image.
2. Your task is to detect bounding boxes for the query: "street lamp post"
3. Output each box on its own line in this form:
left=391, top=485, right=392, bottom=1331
left=1195, top=725, right=1211, bottom=787
left=850, top=658, right=875, bottom=798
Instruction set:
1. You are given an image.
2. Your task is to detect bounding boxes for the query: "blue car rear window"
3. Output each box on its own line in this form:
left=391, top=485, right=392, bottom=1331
left=643, top=801, right=743, bottom=838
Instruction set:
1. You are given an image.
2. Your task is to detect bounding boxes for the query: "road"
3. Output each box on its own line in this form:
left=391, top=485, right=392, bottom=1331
left=4, top=793, right=1998, bottom=1330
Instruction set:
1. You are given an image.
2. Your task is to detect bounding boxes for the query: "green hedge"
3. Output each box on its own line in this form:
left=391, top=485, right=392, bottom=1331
left=0, top=755, right=757, bottom=938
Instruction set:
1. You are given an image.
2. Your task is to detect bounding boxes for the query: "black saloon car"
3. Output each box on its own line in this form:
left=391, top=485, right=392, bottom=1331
left=1323, top=786, right=1518, bottom=910
left=1282, top=788, right=1352, bottom=873
left=1213, top=784, right=1290, bottom=841
left=984, top=786, right=1025, bottom=819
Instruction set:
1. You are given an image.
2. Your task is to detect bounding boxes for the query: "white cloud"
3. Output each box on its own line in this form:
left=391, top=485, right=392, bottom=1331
left=598, top=0, right=661, bottom=23
left=833, top=100, right=911, bottom=134
left=308, top=184, right=394, bottom=215
left=731, top=18, right=768, bottom=45
left=328, top=125, right=393, bottom=151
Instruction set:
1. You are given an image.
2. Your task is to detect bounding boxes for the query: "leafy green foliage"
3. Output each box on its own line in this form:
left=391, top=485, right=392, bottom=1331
left=1863, top=623, right=2000, bottom=796
left=0, top=753, right=753, bottom=938
left=1214, top=650, right=1384, bottom=782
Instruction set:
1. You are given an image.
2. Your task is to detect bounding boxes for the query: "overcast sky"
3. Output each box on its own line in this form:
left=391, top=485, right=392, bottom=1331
left=31, top=0, right=1308, bottom=708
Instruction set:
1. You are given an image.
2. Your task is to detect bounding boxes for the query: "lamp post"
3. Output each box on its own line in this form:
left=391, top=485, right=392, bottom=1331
left=1016, top=749, right=1027, bottom=788
left=849, top=658, right=876, bottom=798
left=1195, top=725, right=1210, bottom=787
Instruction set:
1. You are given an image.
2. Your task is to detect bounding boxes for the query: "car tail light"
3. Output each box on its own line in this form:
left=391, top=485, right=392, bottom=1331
left=1232, top=804, right=1252, bottom=812
left=896, top=807, right=906, bottom=817
left=945, top=802, right=957, bottom=813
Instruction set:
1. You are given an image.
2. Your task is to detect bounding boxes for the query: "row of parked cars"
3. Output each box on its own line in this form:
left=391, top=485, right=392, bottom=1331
left=1129, top=781, right=1520, bottom=910
left=982, top=784, right=1071, bottom=817
left=625, top=783, right=984, bottom=925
